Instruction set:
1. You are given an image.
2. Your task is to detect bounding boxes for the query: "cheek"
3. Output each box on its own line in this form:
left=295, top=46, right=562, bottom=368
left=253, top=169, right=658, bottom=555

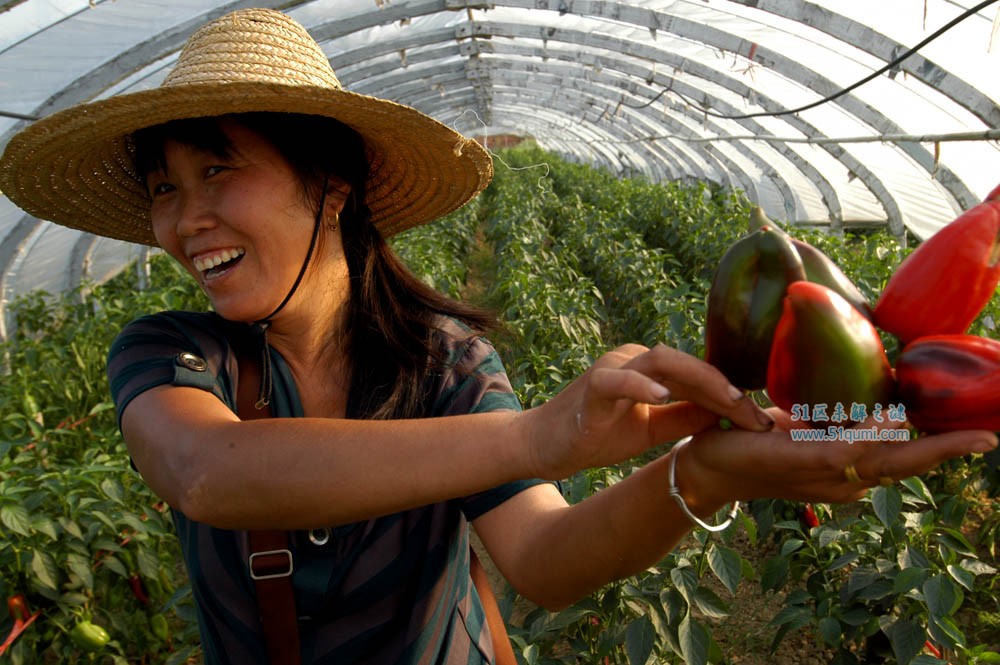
left=150, top=212, right=188, bottom=267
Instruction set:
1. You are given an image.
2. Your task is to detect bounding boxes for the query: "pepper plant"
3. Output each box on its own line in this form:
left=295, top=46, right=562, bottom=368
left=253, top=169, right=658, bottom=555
left=2, top=142, right=997, bottom=664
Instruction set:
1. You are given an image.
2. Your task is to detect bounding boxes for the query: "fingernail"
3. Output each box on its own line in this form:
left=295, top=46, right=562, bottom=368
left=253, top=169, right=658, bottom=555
left=728, top=385, right=745, bottom=401
left=651, top=382, right=671, bottom=403
left=974, top=436, right=998, bottom=453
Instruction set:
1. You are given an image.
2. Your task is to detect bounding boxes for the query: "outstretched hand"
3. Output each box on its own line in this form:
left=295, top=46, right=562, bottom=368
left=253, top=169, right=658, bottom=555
left=525, top=343, right=774, bottom=480
left=524, top=341, right=998, bottom=511
left=671, top=409, right=998, bottom=512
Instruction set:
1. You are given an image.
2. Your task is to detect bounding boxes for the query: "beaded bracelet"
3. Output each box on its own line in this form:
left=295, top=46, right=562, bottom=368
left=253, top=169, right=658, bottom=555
left=668, top=436, right=740, bottom=532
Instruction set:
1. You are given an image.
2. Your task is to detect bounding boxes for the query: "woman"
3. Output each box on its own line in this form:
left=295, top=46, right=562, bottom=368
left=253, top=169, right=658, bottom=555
left=0, top=9, right=994, bottom=665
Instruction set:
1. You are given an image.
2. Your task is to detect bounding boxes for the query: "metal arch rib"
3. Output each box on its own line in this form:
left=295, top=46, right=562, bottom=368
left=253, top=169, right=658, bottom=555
left=728, top=0, right=1000, bottom=129
left=470, top=2, right=976, bottom=224
left=0, top=0, right=314, bottom=151
left=333, top=19, right=849, bottom=227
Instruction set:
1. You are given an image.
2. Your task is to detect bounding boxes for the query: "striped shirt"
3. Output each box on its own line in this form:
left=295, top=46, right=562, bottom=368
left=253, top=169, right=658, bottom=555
left=107, top=311, right=543, bottom=664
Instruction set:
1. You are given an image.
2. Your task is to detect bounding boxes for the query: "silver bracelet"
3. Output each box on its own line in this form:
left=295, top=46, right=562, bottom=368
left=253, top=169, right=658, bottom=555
left=668, top=436, right=740, bottom=532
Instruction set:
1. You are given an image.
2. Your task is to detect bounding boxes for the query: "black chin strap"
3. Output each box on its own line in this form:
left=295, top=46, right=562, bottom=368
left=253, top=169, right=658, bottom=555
left=251, top=180, right=329, bottom=409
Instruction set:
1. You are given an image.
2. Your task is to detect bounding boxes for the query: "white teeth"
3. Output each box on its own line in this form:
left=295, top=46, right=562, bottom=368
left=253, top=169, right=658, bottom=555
left=194, top=248, right=245, bottom=273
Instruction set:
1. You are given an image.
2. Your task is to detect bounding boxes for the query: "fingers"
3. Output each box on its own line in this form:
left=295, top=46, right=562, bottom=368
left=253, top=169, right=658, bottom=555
left=648, top=402, right=722, bottom=443
left=847, top=429, right=998, bottom=486
left=577, top=343, right=773, bottom=436
left=620, top=344, right=773, bottom=432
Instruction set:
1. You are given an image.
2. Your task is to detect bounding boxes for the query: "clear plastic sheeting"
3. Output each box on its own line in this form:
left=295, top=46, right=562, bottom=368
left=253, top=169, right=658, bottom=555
left=1, top=0, right=999, bottom=337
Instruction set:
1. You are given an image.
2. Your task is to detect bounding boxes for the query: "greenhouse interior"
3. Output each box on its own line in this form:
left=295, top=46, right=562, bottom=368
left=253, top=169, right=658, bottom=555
left=1, top=1, right=999, bottom=664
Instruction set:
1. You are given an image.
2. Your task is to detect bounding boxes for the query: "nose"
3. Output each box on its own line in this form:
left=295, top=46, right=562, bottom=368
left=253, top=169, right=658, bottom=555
left=174, top=188, right=217, bottom=238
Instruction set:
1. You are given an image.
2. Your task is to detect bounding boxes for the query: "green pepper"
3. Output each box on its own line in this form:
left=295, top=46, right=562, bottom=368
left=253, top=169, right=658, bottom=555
left=70, top=620, right=110, bottom=652
left=150, top=614, right=170, bottom=642
left=767, top=281, right=895, bottom=420
left=748, top=206, right=872, bottom=319
left=705, top=226, right=806, bottom=389
left=895, top=334, right=1000, bottom=432
left=874, top=187, right=1000, bottom=344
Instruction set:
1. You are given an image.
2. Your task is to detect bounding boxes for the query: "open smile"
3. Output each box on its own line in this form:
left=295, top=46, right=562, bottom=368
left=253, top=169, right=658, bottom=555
left=192, top=247, right=246, bottom=279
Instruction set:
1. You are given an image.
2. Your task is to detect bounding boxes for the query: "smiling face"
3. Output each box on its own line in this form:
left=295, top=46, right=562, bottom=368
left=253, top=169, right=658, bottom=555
left=144, top=119, right=343, bottom=323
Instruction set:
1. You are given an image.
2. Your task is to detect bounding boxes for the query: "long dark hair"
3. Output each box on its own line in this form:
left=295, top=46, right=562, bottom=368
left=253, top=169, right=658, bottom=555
left=133, top=112, right=497, bottom=420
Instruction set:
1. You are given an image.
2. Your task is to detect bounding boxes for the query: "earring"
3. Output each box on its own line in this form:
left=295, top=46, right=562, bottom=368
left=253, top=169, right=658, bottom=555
left=327, top=211, right=339, bottom=231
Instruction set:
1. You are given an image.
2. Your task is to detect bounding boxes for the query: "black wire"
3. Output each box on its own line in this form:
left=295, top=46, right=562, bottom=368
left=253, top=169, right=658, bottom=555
left=627, top=0, right=999, bottom=119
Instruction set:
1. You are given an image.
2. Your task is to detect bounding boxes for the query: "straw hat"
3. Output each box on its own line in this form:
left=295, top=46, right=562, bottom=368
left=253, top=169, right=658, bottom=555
left=0, top=8, right=493, bottom=245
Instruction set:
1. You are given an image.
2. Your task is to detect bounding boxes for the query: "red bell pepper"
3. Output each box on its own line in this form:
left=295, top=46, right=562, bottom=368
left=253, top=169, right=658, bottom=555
left=895, top=334, right=1000, bottom=432
left=767, top=282, right=895, bottom=421
left=873, top=187, right=1000, bottom=345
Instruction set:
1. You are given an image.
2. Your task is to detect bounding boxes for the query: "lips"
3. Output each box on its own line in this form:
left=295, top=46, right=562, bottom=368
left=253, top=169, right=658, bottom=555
left=192, top=247, right=245, bottom=277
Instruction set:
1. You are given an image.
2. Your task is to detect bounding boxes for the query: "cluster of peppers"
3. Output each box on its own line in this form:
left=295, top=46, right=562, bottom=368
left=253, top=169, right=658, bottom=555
left=0, top=594, right=110, bottom=655
left=705, top=185, right=1000, bottom=433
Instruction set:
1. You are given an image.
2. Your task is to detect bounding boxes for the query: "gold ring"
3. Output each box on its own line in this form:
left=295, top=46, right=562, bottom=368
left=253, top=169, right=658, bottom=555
left=878, top=476, right=894, bottom=487
left=844, top=464, right=862, bottom=483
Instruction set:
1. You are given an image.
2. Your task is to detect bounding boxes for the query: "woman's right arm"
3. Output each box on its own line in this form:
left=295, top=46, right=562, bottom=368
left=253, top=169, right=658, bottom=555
left=120, top=343, right=772, bottom=531
left=121, top=385, right=533, bottom=530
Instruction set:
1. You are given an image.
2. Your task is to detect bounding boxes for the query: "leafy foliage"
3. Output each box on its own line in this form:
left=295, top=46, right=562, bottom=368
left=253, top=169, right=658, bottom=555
left=2, top=143, right=997, bottom=664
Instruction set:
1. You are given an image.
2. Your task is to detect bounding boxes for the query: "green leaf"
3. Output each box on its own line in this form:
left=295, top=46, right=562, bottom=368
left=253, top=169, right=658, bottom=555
left=760, top=555, right=788, bottom=592
left=923, top=574, right=962, bottom=618
left=838, top=607, right=872, bottom=626
left=30, top=549, right=60, bottom=591
left=910, top=657, right=948, bottom=665
left=101, top=554, right=128, bottom=578
left=707, top=544, right=742, bottom=595
left=670, top=566, right=698, bottom=604
left=893, top=566, right=927, bottom=594
left=946, top=563, right=975, bottom=591
left=544, top=605, right=593, bottom=632
left=692, top=586, right=729, bottom=619
left=872, top=485, right=902, bottom=527
left=624, top=615, right=655, bottom=665
left=678, top=612, right=709, bottom=665
left=66, top=552, right=94, bottom=590
left=899, top=476, right=936, bottom=507
left=933, top=528, right=977, bottom=557
left=62, top=517, right=85, bottom=543
left=100, top=477, right=124, bottom=503
left=884, top=618, right=924, bottom=665
left=769, top=605, right=811, bottom=628
left=1, top=504, right=32, bottom=537
left=780, top=538, right=805, bottom=557
left=813, top=524, right=845, bottom=549
left=30, top=514, right=59, bottom=541
left=847, top=566, right=878, bottom=596
left=818, top=616, right=842, bottom=647
left=827, top=552, right=860, bottom=571
left=960, top=559, right=996, bottom=576
left=928, top=614, right=965, bottom=650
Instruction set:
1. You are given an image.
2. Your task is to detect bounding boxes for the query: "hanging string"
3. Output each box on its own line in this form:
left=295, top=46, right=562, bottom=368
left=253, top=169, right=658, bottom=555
left=452, top=108, right=552, bottom=193
left=251, top=178, right=329, bottom=409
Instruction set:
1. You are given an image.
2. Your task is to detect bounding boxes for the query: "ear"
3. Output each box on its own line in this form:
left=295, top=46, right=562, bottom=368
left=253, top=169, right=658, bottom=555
left=323, top=177, right=351, bottom=215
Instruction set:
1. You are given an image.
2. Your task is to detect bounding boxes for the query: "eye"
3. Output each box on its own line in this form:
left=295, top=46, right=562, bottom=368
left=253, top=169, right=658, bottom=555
left=148, top=181, right=174, bottom=197
left=205, top=165, right=227, bottom=177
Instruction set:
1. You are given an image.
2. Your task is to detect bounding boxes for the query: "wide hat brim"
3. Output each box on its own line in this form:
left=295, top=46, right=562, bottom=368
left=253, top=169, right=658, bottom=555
left=0, top=81, right=493, bottom=246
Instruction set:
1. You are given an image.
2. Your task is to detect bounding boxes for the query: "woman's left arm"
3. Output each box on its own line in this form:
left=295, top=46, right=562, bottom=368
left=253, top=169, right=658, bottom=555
left=472, top=445, right=706, bottom=612
left=475, top=405, right=998, bottom=611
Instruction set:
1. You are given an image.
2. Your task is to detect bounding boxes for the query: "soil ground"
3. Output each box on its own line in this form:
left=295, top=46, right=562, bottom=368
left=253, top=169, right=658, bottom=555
left=472, top=529, right=835, bottom=665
